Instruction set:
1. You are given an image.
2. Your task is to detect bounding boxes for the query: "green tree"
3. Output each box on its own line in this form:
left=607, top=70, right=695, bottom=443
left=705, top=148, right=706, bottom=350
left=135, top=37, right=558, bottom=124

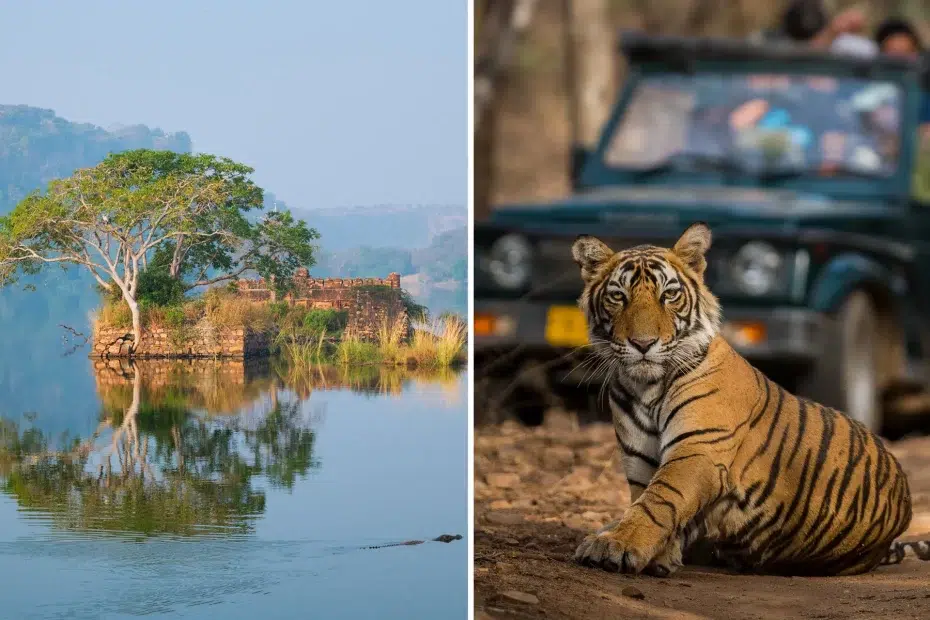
left=0, top=149, right=319, bottom=352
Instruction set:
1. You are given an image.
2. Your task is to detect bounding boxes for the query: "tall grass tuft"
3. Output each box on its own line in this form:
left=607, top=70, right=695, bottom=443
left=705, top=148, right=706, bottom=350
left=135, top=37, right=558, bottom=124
left=96, top=300, right=133, bottom=329
left=277, top=328, right=330, bottom=366
left=335, top=328, right=382, bottom=366
left=408, top=316, right=466, bottom=368
left=376, top=315, right=408, bottom=364
left=434, top=316, right=466, bottom=367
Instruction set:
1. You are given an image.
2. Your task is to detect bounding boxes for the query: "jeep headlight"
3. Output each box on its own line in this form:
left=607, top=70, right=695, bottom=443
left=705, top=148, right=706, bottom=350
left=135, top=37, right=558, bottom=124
left=487, top=234, right=533, bottom=290
left=730, top=241, right=784, bottom=296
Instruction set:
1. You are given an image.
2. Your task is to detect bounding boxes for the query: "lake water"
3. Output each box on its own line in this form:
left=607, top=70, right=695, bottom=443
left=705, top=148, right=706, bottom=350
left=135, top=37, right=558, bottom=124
left=0, top=354, right=467, bottom=619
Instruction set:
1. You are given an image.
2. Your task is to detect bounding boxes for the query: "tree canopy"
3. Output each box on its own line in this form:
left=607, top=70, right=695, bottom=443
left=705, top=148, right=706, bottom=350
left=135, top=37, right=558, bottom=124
left=0, top=107, right=193, bottom=373
left=0, top=149, right=319, bottom=350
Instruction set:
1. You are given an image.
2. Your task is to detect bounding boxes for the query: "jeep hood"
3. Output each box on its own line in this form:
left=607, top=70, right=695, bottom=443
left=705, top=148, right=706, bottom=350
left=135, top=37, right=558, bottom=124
left=490, top=186, right=899, bottom=233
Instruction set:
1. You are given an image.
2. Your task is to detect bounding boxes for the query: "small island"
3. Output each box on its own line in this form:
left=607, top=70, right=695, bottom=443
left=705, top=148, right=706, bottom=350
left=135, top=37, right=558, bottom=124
left=0, top=148, right=464, bottom=369
left=92, top=268, right=463, bottom=367
left=92, top=270, right=408, bottom=357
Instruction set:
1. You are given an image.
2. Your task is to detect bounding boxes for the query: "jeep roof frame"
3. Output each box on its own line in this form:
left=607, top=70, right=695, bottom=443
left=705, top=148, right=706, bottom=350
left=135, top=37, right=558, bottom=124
left=618, top=30, right=925, bottom=84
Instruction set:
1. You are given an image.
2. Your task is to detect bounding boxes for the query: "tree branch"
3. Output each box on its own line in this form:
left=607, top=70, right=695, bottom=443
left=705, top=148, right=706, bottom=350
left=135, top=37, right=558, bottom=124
left=185, top=264, right=249, bottom=291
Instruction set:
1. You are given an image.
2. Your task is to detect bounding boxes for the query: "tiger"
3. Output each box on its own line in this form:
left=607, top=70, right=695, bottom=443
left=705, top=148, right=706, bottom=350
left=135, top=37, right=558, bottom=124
left=569, top=222, right=930, bottom=577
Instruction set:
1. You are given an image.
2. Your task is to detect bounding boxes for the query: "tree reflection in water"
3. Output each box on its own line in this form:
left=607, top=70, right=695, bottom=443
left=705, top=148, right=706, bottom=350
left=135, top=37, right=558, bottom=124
left=0, top=359, right=459, bottom=539
left=0, top=361, right=319, bottom=538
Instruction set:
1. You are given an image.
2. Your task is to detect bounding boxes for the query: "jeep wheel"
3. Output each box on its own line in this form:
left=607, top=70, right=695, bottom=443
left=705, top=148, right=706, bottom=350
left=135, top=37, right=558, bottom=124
left=799, top=290, right=880, bottom=432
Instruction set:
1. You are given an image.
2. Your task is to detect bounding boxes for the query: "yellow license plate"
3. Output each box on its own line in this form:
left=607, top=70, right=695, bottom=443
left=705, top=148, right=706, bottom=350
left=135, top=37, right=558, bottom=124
left=545, top=306, right=589, bottom=347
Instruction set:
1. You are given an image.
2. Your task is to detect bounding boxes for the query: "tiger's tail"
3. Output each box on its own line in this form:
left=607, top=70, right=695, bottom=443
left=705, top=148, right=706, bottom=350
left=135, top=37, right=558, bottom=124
left=880, top=540, right=930, bottom=565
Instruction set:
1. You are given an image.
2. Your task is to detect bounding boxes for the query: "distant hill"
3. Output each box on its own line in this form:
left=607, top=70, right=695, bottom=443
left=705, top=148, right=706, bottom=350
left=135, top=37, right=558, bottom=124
left=0, top=105, right=192, bottom=210
left=294, top=204, right=466, bottom=251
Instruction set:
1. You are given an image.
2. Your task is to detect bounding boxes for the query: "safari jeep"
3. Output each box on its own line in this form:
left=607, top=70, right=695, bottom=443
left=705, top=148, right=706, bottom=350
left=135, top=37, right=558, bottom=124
left=475, top=32, right=930, bottom=434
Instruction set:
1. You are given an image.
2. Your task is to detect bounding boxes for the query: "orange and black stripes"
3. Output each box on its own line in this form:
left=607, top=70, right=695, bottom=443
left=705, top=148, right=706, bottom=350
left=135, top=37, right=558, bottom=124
left=570, top=224, right=930, bottom=578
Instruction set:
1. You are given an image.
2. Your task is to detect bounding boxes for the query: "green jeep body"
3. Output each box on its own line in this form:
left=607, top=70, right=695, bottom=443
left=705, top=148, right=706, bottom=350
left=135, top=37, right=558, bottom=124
left=475, top=33, right=930, bottom=433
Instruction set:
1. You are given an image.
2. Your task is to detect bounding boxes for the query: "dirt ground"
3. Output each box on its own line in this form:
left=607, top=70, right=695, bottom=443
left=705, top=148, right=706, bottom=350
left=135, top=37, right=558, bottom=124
left=474, top=412, right=930, bottom=620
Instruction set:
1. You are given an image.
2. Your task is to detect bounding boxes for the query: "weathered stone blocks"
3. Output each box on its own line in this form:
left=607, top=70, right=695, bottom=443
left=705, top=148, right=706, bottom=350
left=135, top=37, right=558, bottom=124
left=91, top=326, right=273, bottom=359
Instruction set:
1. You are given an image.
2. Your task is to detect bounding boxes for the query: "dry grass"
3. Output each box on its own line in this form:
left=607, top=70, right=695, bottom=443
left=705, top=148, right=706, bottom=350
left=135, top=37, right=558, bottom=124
left=93, top=288, right=277, bottom=334
left=376, top=315, right=408, bottom=364
left=289, top=313, right=464, bottom=369
left=94, top=290, right=463, bottom=369
left=94, top=301, right=132, bottom=330
left=200, top=288, right=276, bottom=331
left=408, top=316, right=467, bottom=368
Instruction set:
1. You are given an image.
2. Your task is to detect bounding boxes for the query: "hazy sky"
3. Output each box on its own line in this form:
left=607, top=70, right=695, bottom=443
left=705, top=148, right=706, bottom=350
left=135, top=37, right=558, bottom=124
left=1, top=0, right=466, bottom=210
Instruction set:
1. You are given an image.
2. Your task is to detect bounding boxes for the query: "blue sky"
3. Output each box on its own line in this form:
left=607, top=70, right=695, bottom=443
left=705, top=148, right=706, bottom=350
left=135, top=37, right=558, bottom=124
left=0, top=0, right=466, bottom=210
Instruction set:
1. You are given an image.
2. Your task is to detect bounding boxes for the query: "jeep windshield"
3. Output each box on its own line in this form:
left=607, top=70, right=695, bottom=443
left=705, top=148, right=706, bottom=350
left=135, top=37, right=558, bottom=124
left=605, top=72, right=903, bottom=181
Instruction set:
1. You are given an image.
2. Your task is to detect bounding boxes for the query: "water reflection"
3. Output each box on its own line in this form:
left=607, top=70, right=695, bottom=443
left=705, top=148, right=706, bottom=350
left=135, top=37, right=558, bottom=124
left=268, top=358, right=463, bottom=403
left=0, top=359, right=457, bottom=540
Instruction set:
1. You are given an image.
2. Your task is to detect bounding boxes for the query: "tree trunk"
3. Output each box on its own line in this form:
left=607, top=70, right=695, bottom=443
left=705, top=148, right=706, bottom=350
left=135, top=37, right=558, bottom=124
left=474, top=91, right=497, bottom=222
left=564, top=0, right=615, bottom=149
left=170, top=237, right=185, bottom=279
left=474, top=0, right=539, bottom=219
left=125, top=296, right=142, bottom=356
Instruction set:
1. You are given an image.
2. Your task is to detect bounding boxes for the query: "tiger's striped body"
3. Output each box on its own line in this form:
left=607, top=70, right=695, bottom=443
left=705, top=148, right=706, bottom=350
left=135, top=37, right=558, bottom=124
left=570, top=223, right=927, bottom=577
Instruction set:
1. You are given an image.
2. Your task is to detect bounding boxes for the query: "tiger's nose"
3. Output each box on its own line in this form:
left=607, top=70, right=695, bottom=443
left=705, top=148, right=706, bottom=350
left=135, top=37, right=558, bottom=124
left=629, top=337, right=657, bottom=354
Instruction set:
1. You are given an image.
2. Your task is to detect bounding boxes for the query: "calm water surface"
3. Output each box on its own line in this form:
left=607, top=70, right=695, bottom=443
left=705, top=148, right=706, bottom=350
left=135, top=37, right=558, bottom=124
left=0, top=355, right=467, bottom=619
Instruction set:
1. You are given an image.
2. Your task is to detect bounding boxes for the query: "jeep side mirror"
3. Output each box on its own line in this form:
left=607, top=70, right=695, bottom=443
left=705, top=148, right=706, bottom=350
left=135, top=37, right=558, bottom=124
left=570, top=145, right=590, bottom=189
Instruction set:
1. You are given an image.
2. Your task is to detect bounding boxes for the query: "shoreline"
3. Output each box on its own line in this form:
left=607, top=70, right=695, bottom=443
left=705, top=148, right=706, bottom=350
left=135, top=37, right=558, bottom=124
left=88, top=350, right=467, bottom=367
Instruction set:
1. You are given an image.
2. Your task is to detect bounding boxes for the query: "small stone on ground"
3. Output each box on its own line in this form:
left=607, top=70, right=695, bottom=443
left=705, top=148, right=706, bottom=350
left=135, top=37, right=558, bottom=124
left=500, top=590, right=540, bottom=605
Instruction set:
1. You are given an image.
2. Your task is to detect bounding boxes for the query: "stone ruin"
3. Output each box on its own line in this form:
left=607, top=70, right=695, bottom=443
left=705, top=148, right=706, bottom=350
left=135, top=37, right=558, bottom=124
left=235, top=271, right=408, bottom=342
left=235, top=270, right=401, bottom=304
left=90, top=271, right=411, bottom=359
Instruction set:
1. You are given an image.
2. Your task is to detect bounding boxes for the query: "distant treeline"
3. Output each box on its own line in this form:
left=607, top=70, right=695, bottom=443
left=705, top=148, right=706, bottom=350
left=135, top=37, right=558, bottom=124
left=311, top=227, right=466, bottom=282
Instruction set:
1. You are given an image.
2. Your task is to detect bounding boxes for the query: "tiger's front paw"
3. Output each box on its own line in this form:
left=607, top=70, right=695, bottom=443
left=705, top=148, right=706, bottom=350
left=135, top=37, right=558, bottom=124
left=573, top=521, right=654, bottom=574
left=643, top=541, right=683, bottom=577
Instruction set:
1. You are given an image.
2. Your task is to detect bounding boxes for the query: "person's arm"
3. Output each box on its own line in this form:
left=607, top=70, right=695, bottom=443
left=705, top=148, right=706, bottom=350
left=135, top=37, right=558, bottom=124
left=809, top=7, right=865, bottom=49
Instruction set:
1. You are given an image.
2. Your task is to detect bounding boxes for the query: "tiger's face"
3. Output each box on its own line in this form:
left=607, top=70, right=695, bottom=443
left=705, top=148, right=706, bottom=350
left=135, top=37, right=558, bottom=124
left=571, top=223, right=721, bottom=383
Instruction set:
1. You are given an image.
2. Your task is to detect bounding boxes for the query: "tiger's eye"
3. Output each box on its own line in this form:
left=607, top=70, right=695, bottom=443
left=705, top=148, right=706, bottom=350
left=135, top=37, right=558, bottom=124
left=606, top=290, right=626, bottom=305
left=662, top=288, right=681, bottom=303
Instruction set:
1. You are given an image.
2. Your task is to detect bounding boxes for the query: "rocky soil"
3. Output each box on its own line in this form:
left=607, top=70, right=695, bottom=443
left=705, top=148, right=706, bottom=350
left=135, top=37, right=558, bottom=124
left=474, top=412, right=930, bottom=619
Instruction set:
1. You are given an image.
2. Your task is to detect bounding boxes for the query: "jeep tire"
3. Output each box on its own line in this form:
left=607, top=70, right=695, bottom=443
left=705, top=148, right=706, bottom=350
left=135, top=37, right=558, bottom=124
left=798, top=290, right=881, bottom=432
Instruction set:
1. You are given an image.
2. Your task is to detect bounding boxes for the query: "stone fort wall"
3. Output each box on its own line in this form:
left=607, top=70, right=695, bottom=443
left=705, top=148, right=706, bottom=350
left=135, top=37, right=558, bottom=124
left=236, top=270, right=408, bottom=342
left=92, top=326, right=273, bottom=359
left=236, top=270, right=400, bottom=300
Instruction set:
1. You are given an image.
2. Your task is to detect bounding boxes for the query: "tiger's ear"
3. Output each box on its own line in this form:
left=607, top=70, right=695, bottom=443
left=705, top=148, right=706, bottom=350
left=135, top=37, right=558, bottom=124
left=572, top=235, right=613, bottom=283
left=673, top=222, right=712, bottom=275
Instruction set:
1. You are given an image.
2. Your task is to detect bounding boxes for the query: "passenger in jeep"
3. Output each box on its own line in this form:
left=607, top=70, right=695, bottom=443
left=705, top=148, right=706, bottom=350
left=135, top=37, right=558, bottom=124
left=875, top=18, right=923, bottom=59
left=874, top=17, right=930, bottom=143
left=757, top=0, right=875, bottom=57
